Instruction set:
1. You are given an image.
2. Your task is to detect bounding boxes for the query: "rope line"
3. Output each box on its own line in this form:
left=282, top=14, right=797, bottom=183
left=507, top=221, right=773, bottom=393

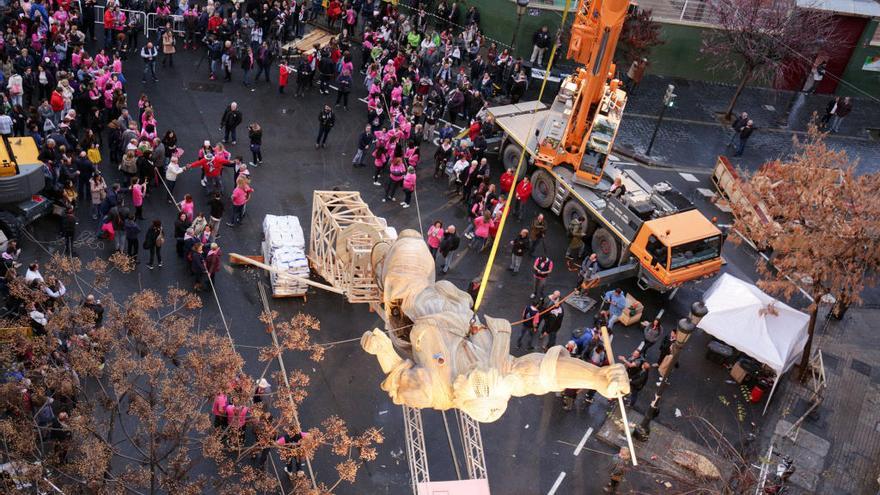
left=472, top=0, right=575, bottom=311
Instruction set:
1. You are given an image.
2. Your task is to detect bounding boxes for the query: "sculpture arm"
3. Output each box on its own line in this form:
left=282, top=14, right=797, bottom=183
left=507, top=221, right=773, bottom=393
left=507, top=347, right=630, bottom=399
left=361, top=329, right=435, bottom=408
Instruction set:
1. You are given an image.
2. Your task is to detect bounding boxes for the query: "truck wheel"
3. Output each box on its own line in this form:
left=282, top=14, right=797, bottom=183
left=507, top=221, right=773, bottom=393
left=561, top=200, right=588, bottom=231
left=591, top=227, right=619, bottom=268
left=0, top=211, right=22, bottom=252
left=503, top=143, right=524, bottom=171
left=530, top=169, right=556, bottom=209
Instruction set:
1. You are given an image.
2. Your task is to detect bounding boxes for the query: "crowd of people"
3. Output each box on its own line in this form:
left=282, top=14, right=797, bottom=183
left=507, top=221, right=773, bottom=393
left=0, top=0, right=679, bottom=490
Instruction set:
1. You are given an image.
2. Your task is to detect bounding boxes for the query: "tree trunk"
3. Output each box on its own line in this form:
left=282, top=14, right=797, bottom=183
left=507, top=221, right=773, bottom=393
left=797, top=303, right=819, bottom=382
left=724, top=67, right=753, bottom=121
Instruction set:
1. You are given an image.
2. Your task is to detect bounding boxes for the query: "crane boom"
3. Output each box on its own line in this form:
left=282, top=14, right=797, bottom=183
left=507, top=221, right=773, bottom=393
left=535, top=0, right=631, bottom=185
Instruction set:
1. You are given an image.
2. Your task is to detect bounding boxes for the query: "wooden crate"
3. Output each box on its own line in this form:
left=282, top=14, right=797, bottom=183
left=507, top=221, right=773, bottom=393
left=309, top=191, right=396, bottom=304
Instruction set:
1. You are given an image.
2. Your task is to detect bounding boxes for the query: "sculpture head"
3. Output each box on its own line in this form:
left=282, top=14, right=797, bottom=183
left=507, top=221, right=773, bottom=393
left=380, top=229, right=436, bottom=305
left=452, top=367, right=513, bottom=423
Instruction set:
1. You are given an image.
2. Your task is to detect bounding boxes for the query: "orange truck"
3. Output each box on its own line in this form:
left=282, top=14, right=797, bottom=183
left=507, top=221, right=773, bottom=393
left=488, top=0, right=722, bottom=292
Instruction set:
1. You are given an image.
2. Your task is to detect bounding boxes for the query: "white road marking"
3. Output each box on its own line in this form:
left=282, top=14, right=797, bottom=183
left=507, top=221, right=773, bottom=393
left=573, top=427, right=594, bottom=456
left=547, top=471, right=567, bottom=495
left=679, top=172, right=700, bottom=182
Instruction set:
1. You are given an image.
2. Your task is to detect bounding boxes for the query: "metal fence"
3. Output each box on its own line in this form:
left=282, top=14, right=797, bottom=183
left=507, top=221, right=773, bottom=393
left=635, top=0, right=719, bottom=26
left=93, top=4, right=149, bottom=34
left=145, top=13, right=185, bottom=36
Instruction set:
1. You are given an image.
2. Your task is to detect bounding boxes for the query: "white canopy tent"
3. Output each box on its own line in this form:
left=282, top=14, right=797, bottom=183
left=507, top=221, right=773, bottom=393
left=700, top=273, right=810, bottom=414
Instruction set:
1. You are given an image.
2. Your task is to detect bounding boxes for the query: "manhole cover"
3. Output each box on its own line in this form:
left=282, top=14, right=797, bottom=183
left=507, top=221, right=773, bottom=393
left=187, top=81, right=224, bottom=93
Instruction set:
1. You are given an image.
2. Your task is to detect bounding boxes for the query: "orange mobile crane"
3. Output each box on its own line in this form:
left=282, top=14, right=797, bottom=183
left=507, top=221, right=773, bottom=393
left=489, top=0, right=722, bottom=292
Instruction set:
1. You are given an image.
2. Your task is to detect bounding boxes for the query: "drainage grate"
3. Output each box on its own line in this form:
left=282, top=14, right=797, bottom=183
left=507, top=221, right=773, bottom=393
left=822, top=352, right=840, bottom=373
left=187, top=81, right=224, bottom=93
left=850, top=359, right=871, bottom=376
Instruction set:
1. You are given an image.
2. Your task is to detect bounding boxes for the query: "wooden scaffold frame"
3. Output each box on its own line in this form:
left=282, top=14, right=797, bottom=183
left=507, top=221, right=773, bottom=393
left=308, top=191, right=396, bottom=304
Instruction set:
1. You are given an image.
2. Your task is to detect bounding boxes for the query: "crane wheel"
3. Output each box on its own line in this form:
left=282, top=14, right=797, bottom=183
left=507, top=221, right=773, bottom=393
left=0, top=211, right=21, bottom=252
left=502, top=143, right=524, bottom=171
left=591, top=227, right=618, bottom=268
left=530, top=169, right=556, bottom=209
left=561, top=200, right=588, bottom=231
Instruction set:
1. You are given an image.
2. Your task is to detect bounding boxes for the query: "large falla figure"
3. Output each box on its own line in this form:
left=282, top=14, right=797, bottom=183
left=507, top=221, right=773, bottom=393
left=361, top=230, right=630, bottom=423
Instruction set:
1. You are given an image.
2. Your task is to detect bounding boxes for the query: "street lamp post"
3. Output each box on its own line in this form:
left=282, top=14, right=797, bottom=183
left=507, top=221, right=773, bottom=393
left=511, top=0, right=530, bottom=54
left=633, top=301, right=708, bottom=441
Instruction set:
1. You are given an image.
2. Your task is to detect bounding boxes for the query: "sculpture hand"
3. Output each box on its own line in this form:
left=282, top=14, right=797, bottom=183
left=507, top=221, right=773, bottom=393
left=361, top=329, right=394, bottom=356
left=595, top=363, right=631, bottom=399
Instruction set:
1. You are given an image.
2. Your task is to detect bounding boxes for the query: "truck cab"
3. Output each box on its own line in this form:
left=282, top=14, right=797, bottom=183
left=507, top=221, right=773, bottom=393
left=630, top=209, right=723, bottom=291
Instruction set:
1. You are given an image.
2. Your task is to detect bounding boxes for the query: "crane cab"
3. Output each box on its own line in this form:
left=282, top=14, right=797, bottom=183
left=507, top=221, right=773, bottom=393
left=629, top=209, right=723, bottom=290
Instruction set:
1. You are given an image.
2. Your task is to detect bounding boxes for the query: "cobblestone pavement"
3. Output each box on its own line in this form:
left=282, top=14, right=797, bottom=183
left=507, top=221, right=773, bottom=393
left=615, top=76, right=879, bottom=174
left=764, top=307, right=880, bottom=494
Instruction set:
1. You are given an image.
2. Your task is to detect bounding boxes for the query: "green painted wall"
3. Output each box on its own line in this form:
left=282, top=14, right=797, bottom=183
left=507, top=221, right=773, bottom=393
left=456, top=1, right=879, bottom=95
left=463, top=0, right=567, bottom=58
left=646, top=23, right=734, bottom=83
left=836, top=20, right=880, bottom=97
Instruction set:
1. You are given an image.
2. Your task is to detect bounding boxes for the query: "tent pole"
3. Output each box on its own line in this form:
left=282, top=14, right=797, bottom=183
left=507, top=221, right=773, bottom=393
left=762, top=373, right=779, bottom=416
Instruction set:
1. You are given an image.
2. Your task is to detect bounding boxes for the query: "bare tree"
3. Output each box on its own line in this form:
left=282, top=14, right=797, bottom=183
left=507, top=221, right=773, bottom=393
left=727, top=125, right=880, bottom=378
left=0, top=255, right=382, bottom=494
left=617, top=8, right=664, bottom=70
left=701, top=0, right=837, bottom=120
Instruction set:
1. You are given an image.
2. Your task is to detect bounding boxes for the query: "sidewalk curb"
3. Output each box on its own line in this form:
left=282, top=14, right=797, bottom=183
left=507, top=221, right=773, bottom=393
left=613, top=145, right=711, bottom=174
left=614, top=145, right=675, bottom=169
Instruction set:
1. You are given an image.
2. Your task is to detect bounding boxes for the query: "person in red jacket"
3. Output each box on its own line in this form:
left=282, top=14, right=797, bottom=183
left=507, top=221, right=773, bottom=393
left=49, top=88, right=65, bottom=124
left=468, top=120, right=481, bottom=141
left=188, top=152, right=230, bottom=194
left=279, top=63, right=290, bottom=94
left=500, top=168, right=514, bottom=193
left=207, top=12, right=223, bottom=34
left=513, top=176, right=532, bottom=220
left=103, top=7, right=116, bottom=48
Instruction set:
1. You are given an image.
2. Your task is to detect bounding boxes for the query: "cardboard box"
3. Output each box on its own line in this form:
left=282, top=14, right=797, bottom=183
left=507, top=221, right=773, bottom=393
left=618, top=294, right=643, bottom=327
left=730, top=362, right=748, bottom=383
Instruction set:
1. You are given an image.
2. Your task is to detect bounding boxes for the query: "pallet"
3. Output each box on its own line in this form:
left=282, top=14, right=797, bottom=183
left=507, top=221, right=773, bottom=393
left=230, top=253, right=308, bottom=302
left=281, top=27, right=334, bottom=56
left=272, top=292, right=307, bottom=302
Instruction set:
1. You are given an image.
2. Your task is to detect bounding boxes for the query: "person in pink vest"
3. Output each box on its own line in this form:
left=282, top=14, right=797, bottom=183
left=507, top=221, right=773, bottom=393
left=224, top=403, right=249, bottom=442
left=212, top=393, right=228, bottom=428
left=383, top=156, right=406, bottom=203
left=401, top=166, right=416, bottom=208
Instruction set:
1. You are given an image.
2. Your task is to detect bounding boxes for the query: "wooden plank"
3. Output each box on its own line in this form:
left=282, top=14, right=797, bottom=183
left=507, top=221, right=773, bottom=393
left=0, top=327, right=32, bottom=341
left=229, top=254, right=264, bottom=265
left=272, top=293, right=307, bottom=301
left=229, top=253, right=345, bottom=295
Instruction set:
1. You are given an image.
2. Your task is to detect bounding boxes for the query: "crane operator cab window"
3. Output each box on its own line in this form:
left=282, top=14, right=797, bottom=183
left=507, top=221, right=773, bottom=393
left=669, top=236, right=723, bottom=270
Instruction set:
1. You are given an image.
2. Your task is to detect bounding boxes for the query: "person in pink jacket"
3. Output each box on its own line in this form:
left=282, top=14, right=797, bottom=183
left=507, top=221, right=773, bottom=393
left=131, top=177, right=146, bottom=220
left=470, top=211, right=492, bottom=252
left=401, top=166, right=416, bottom=208
left=212, top=393, right=228, bottom=427
left=426, top=220, right=444, bottom=258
